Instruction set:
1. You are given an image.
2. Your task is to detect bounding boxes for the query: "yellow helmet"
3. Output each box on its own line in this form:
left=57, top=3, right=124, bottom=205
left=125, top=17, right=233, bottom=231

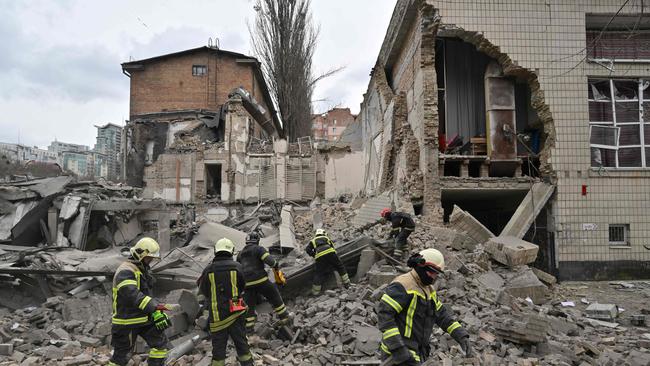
left=419, top=248, right=445, bottom=272
left=214, top=238, right=235, bottom=255
left=130, top=237, right=161, bottom=262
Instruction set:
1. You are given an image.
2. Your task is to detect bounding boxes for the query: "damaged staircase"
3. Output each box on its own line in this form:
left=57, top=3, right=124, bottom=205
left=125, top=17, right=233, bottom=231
left=501, top=182, right=555, bottom=238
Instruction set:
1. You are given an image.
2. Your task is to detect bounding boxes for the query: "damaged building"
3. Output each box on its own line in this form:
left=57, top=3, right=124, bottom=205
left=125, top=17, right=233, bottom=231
left=121, top=46, right=319, bottom=207
left=349, top=0, right=650, bottom=280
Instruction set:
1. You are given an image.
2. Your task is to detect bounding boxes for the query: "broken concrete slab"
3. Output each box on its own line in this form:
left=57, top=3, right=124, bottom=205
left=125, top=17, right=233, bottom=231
left=494, top=314, right=549, bottom=344
left=13, top=176, right=73, bottom=198
left=501, top=182, right=554, bottom=238
left=59, top=196, right=81, bottom=220
left=352, top=194, right=392, bottom=227
left=204, top=207, right=229, bottom=223
left=67, top=207, right=86, bottom=248
left=279, top=205, right=297, bottom=251
left=112, top=217, right=141, bottom=245
left=484, top=236, right=539, bottom=267
left=190, top=222, right=247, bottom=251
left=531, top=267, right=557, bottom=285
left=586, top=303, right=618, bottom=321
left=477, top=271, right=505, bottom=290
left=448, top=205, right=494, bottom=244
left=505, top=269, right=549, bottom=304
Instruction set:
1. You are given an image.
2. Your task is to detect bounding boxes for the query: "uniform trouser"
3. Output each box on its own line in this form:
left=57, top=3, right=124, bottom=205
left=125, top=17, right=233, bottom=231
left=109, top=324, right=169, bottom=366
left=312, top=252, right=350, bottom=295
left=379, top=351, right=421, bottom=366
left=243, top=279, right=288, bottom=331
left=393, top=228, right=414, bottom=258
left=210, top=315, right=253, bottom=366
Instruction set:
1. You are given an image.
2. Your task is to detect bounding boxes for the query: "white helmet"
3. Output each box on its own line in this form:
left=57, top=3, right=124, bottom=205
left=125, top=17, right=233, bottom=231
left=130, top=237, right=161, bottom=262
left=315, top=228, right=327, bottom=236
left=214, top=238, right=235, bottom=255
left=419, top=248, right=445, bottom=272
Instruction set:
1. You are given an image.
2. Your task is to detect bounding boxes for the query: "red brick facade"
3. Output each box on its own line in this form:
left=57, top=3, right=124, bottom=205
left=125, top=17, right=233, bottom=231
left=123, top=47, right=274, bottom=122
left=312, top=108, right=357, bottom=142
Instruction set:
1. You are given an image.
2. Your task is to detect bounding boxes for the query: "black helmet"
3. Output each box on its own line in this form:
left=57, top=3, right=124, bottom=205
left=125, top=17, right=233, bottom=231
left=246, top=231, right=260, bottom=244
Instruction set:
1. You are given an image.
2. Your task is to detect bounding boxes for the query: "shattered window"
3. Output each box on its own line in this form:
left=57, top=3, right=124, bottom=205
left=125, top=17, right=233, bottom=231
left=192, top=65, right=207, bottom=76
left=589, top=78, right=649, bottom=168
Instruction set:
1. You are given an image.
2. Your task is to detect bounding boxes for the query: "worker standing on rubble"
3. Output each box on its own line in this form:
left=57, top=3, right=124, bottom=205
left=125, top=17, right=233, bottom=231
left=237, top=232, right=290, bottom=332
left=198, top=238, right=252, bottom=366
left=376, top=248, right=472, bottom=365
left=109, top=237, right=171, bottom=366
left=306, top=228, right=351, bottom=295
left=380, top=208, right=415, bottom=259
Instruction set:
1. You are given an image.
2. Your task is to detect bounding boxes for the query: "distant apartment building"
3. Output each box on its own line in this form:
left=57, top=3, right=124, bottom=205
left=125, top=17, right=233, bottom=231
left=312, top=108, right=357, bottom=142
left=94, top=123, right=123, bottom=181
left=48, top=141, right=89, bottom=155
left=61, top=151, right=108, bottom=178
left=0, top=142, right=57, bottom=163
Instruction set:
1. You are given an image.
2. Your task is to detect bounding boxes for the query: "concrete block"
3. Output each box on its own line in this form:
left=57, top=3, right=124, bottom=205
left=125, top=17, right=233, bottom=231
left=531, top=267, right=557, bottom=285
left=485, top=236, right=539, bottom=267
left=367, top=270, right=396, bottom=287
left=585, top=303, right=618, bottom=321
left=477, top=271, right=505, bottom=290
left=0, top=343, right=13, bottom=356
left=494, top=314, right=549, bottom=344
left=448, top=205, right=494, bottom=244
left=355, top=249, right=377, bottom=281
left=505, top=269, right=548, bottom=304
left=76, top=335, right=101, bottom=347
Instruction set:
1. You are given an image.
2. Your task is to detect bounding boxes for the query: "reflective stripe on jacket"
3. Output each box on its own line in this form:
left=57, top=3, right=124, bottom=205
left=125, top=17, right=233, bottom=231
left=198, top=256, right=247, bottom=333
left=111, top=261, right=159, bottom=327
left=376, top=271, right=467, bottom=362
left=306, top=235, right=336, bottom=259
left=236, top=243, right=277, bottom=287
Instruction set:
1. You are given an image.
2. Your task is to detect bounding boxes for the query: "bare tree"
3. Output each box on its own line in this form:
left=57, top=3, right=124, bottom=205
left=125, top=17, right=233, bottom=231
left=251, top=0, right=337, bottom=142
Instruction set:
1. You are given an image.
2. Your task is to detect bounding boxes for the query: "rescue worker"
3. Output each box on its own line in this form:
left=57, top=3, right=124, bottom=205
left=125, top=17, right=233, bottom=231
left=198, top=238, right=252, bottom=366
left=109, top=237, right=171, bottom=366
left=306, top=228, right=351, bottom=296
left=376, top=248, right=472, bottom=365
left=236, top=232, right=290, bottom=332
left=380, top=208, right=415, bottom=259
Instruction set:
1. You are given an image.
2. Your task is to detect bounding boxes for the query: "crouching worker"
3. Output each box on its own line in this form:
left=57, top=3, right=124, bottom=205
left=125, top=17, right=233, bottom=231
left=109, top=237, right=171, bottom=366
left=376, top=249, right=472, bottom=365
left=198, top=238, right=252, bottom=366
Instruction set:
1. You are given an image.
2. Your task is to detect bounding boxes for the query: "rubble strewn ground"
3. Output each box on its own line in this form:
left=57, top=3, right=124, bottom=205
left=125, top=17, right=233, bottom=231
left=1, top=197, right=650, bottom=365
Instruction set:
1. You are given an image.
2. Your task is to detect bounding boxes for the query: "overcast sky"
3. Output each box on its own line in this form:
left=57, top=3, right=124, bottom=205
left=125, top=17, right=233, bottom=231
left=0, top=0, right=396, bottom=149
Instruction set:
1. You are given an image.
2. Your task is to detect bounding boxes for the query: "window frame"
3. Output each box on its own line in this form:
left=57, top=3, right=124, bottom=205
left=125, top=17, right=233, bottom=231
left=192, top=65, right=207, bottom=76
left=608, top=223, right=630, bottom=246
left=588, top=78, right=649, bottom=169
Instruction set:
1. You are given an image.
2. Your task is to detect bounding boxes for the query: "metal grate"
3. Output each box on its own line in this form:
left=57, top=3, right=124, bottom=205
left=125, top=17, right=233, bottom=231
left=608, top=224, right=629, bottom=245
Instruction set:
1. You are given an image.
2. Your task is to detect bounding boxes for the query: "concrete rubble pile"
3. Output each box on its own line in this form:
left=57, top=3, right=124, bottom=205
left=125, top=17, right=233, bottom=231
left=0, top=196, right=650, bottom=365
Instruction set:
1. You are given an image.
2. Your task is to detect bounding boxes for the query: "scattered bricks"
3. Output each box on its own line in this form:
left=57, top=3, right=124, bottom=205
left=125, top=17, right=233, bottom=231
left=75, top=335, right=101, bottom=348
left=484, top=236, right=539, bottom=267
left=11, top=350, right=26, bottom=363
left=49, top=327, right=71, bottom=340
left=504, top=269, right=549, bottom=304
left=530, top=267, right=557, bottom=285
left=19, top=356, right=40, bottom=366
left=585, top=303, right=618, bottom=321
left=494, top=314, right=549, bottom=344
left=478, top=330, right=496, bottom=343
left=61, top=353, right=93, bottom=366
left=43, top=296, right=64, bottom=309
left=0, top=343, right=13, bottom=355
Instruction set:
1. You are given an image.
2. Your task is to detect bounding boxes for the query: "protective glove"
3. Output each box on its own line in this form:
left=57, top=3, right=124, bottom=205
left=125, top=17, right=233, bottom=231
left=391, top=346, right=415, bottom=364
left=152, top=310, right=171, bottom=331
left=459, top=336, right=473, bottom=357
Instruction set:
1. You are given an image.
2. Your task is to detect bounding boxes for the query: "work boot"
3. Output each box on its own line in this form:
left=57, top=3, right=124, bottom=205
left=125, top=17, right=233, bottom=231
left=311, top=284, right=321, bottom=296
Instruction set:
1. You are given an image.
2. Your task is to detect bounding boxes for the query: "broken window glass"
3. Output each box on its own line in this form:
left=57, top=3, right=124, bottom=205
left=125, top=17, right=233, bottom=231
left=588, top=80, right=611, bottom=100
left=589, top=101, right=613, bottom=122
left=613, top=79, right=638, bottom=100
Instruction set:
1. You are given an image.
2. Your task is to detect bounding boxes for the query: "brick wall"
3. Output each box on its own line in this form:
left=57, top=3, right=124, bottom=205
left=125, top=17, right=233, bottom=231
left=128, top=49, right=272, bottom=119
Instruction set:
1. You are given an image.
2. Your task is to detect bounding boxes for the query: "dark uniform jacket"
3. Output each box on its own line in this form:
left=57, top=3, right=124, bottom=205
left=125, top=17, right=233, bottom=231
left=376, top=271, right=468, bottom=363
left=236, top=244, right=278, bottom=287
left=306, top=235, right=336, bottom=259
left=111, top=260, right=159, bottom=327
left=388, top=212, right=415, bottom=237
left=198, top=256, right=247, bottom=333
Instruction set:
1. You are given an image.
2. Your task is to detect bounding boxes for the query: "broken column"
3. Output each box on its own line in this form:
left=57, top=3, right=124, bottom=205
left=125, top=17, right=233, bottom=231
left=484, top=236, right=539, bottom=267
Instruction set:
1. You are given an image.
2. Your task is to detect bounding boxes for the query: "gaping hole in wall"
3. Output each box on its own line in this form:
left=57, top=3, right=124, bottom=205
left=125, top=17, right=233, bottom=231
left=435, top=38, right=544, bottom=178
left=442, top=189, right=528, bottom=235
left=205, top=164, right=222, bottom=199
left=84, top=212, right=113, bottom=251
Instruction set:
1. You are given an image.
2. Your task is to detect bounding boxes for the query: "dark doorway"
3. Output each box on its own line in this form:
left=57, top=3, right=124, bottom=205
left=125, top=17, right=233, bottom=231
left=205, top=164, right=222, bottom=199
left=442, top=189, right=528, bottom=235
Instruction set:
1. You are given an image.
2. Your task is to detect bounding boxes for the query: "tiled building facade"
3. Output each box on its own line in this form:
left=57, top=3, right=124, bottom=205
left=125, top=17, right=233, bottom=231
left=358, top=0, right=650, bottom=279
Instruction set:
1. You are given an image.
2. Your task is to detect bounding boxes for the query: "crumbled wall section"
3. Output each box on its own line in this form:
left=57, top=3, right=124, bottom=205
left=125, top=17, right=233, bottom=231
left=373, top=66, right=397, bottom=191
left=419, top=2, right=443, bottom=223
left=439, top=26, right=556, bottom=177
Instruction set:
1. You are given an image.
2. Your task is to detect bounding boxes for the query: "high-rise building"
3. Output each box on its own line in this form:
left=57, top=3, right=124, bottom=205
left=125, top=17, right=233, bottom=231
left=94, top=123, right=123, bottom=181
